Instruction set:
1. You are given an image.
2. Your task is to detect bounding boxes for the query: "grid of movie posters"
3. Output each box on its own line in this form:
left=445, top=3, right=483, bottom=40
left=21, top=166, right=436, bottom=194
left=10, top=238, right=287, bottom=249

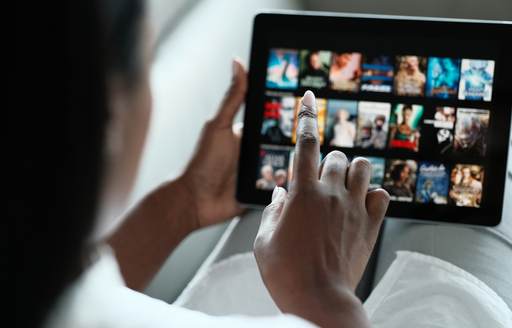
left=257, top=48, right=494, bottom=208
left=265, top=48, right=495, bottom=101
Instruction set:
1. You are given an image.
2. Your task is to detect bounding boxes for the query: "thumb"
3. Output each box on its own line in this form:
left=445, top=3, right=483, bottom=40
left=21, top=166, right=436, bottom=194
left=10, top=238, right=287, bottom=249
left=254, top=187, right=287, bottom=248
left=215, top=59, right=248, bottom=128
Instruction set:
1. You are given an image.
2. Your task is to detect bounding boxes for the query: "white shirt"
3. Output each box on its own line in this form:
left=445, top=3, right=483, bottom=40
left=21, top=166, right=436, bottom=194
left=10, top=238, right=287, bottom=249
left=45, top=248, right=512, bottom=328
left=44, top=247, right=316, bottom=328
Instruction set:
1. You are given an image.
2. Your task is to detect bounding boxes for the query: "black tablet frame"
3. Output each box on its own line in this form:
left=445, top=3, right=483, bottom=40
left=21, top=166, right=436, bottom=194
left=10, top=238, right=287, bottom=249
left=237, top=11, right=512, bottom=226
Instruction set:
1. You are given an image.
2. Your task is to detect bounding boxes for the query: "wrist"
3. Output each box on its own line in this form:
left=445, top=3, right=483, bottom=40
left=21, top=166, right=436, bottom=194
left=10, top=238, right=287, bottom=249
left=158, top=176, right=199, bottom=234
left=277, top=284, right=369, bottom=328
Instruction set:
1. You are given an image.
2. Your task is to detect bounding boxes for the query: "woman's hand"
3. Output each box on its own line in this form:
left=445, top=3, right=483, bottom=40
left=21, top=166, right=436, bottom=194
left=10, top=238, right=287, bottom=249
left=254, top=91, right=390, bottom=328
left=180, top=59, right=247, bottom=229
left=109, top=60, right=247, bottom=290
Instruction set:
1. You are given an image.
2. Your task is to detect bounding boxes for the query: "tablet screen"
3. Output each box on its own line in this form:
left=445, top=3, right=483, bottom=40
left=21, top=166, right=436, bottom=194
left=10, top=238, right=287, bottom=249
left=237, top=13, right=512, bottom=226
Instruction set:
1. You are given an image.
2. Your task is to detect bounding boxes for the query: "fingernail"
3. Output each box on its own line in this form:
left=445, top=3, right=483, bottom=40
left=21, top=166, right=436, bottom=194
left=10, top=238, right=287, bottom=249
left=232, top=59, right=239, bottom=77
left=302, top=90, right=315, bottom=109
left=272, top=186, right=280, bottom=201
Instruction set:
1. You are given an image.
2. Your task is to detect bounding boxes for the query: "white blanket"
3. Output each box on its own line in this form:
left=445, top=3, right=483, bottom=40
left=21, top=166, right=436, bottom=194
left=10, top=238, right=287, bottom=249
left=177, top=251, right=512, bottom=327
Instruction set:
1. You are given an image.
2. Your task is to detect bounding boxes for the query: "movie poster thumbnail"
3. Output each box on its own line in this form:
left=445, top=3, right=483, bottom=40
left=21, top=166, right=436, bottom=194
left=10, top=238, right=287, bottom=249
left=368, top=157, right=385, bottom=189
left=324, top=99, right=358, bottom=148
left=421, top=106, right=456, bottom=154
left=415, top=162, right=449, bottom=204
left=299, top=50, right=332, bottom=89
left=329, top=52, right=362, bottom=92
left=458, top=59, right=495, bottom=102
left=360, top=55, right=394, bottom=93
left=260, top=94, right=296, bottom=145
left=453, top=108, right=490, bottom=157
left=426, top=57, right=461, bottom=99
left=266, top=49, right=299, bottom=90
left=394, top=55, right=427, bottom=96
left=291, top=97, right=327, bottom=145
left=355, top=101, right=391, bottom=150
left=383, top=159, right=418, bottom=202
left=388, top=104, right=424, bottom=152
left=255, top=145, right=292, bottom=190
left=449, top=164, right=484, bottom=207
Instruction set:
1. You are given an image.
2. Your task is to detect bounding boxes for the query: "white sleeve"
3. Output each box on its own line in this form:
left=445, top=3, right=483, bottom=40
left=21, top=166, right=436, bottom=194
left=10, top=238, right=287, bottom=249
left=364, top=251, right=512, bottom=328
left=45, top=246, right=317, bottom=328
left=115, top=286, right=317, bottom=328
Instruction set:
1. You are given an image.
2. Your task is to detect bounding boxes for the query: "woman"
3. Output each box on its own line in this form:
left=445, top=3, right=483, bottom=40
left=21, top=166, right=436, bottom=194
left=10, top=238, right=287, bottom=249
left=328, top=52, right=362, bottom=91
left=16, top=1, right=390, bottom=327
left=330, top=109, right=356, bottom=147
left=384, top=162, right=414, bottom=199
left=388, top=105, right=420, bottom=152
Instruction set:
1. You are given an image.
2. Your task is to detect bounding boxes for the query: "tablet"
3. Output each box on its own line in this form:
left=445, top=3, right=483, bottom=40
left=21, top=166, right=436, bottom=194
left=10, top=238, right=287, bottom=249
left=236, top=11, right=512, bottom=226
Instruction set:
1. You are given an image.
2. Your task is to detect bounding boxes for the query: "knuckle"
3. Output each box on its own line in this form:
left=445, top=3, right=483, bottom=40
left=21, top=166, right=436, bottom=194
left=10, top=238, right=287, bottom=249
left=326, top=192, right=343, bottom=206
left=326, top=151, right=348, bottom=166
left=346, top=208, right=363, bottom=226
left=262, top=205, right=274, bottom=218
left=253, top=234, right=267, bottom=252
left=328, top=150, right=347, bottom=160
left=323, top=162, right=342, bottom=178
left=379, top=189, right=391, bottom=203
left=298, top=131, right=318, bottom=145
left=263, top=201, right=282, bottom=216
left=352, top=157, right=371, bottom=171
left=322, top=152, right=348, bottom=179
left=298, top=106, right=317, bottom=119
left=203, top=118, right=218, bottom=131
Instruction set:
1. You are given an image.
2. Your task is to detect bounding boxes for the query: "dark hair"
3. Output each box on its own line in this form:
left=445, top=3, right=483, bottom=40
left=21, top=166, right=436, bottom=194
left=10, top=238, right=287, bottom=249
left=374, top=114, right=386, bottom=124
left=306, top=50, right=319, bottom=67
left=402, top=105, right=413, bottom=113
left=390, top=163, right=408, bottom=181
left=14, top=1, right=143, bottom=327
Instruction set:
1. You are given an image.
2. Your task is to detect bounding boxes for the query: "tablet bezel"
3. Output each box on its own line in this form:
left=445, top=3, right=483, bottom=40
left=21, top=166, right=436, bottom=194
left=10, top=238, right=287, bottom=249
left=237, top=11, right=512, bottom=227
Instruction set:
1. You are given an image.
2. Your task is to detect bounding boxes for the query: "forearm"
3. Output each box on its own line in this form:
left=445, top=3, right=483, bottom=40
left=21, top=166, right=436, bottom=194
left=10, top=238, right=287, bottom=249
left=107, top=177, right=198, bottom=290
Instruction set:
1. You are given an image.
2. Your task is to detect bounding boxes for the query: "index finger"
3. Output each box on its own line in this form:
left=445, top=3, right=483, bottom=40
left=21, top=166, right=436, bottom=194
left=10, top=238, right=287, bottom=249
left=293, top=90, right=320, bottom=186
